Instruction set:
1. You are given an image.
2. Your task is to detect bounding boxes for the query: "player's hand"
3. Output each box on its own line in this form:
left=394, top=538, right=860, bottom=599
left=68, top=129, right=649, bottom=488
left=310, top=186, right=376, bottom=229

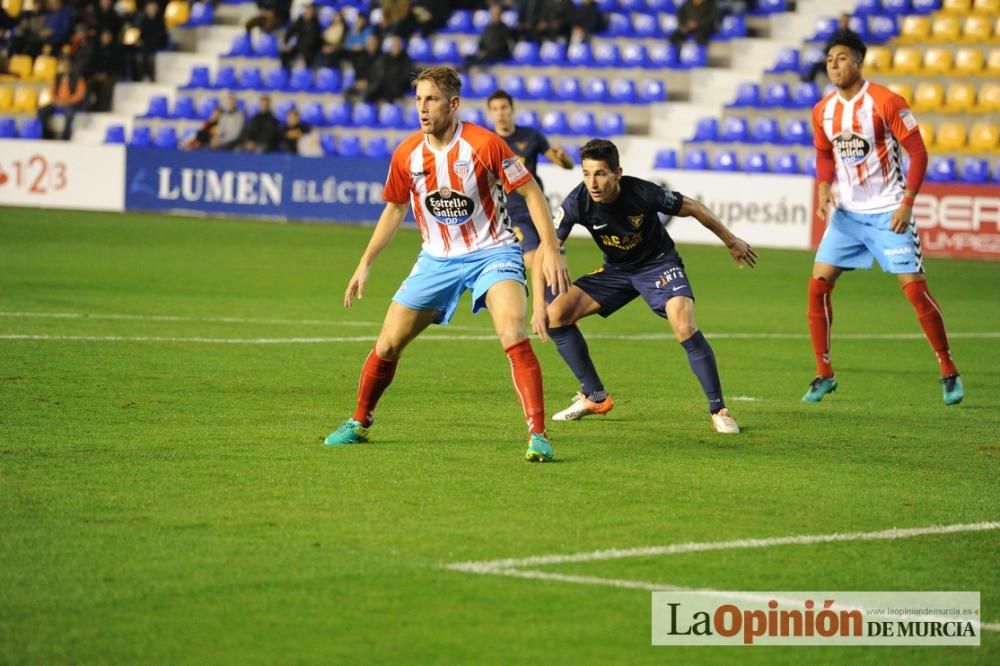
left=816, top=187, right=835, bottom=222
left=541, top=246, right=572, bottom=296
left=552, top=146, right=572, bottom=169
left=531, top=302, right=549, bottom=342
left=890, top=204, right=912, bottom=234
left=344, top=264, right=369, bottom=308
left=727, top=237, right=758, bottom=269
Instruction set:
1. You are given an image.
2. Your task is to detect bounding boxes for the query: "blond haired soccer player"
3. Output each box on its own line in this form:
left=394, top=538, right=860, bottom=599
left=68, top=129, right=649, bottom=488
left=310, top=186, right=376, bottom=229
left=324, top=66, right=571, bottom=462
left=805, top=32, right=963, bottom=405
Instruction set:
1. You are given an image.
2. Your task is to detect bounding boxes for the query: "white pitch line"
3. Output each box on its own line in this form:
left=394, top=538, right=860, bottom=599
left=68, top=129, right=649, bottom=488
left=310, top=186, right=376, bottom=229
left=445, top=521, right=1000, bottom=573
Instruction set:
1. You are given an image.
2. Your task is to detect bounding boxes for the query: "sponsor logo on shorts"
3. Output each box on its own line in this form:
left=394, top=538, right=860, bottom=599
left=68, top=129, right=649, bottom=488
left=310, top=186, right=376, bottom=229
left=424, top=187, right=475, bottom=225
left=655, top=267, right=686, bottom=289
left=883, top=247, right=912, bottom=256
left=483, top=260, right=524, bottom=276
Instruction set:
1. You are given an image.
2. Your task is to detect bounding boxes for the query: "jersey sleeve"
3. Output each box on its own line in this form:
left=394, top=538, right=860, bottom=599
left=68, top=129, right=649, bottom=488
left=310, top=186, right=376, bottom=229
left=554, top=193, right=579, bottom=242
left=657, top=187, right=684, bottom=216
left=880, top=92, right=920, bottom=142
left=536, top=130, right=551, bottom=156
left=382, top=148, right=411, bottom=204
left=482, top=132, right=533, bottom=193
left=812, top=103, right=832, bottom=150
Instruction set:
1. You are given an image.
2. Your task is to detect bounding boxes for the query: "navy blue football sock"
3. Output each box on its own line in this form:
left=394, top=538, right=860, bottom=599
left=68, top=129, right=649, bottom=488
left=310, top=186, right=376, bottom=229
left=548, top=325, right=605, bottom=397
left=681, top=330, right=725, bottom=413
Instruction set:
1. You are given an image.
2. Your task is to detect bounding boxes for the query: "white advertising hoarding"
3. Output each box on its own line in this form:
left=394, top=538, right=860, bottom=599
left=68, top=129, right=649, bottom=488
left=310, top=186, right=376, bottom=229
left=537, top=165, right=814, bottom=250
left=0, top=139, right=125, bottom=212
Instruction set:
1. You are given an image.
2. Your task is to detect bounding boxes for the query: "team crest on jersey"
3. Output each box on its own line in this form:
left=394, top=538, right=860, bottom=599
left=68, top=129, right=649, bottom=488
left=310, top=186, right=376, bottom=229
left=516, top=142, right=528, bottom=151
left=832, top=130, right=872, bottom=166
left=628, top=214, right=643, bottom=228
left=453, top=160, right=470, bottom=179
left=425, top=187, right=475, bottom=225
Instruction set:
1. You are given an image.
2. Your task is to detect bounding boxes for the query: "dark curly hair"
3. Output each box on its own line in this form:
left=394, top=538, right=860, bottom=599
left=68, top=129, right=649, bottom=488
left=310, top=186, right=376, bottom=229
left=826, top=30, right=867, bottom=63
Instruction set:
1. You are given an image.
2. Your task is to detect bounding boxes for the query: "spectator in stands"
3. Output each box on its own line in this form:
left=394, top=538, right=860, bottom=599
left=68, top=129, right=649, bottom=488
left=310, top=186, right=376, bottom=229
left=316, top=9, right=347, bottom=69
left=669, top=0, right=717, bottom=47
left=571, top=0, right=605, bottom=44
left=463, top=3, right=512, bottom=70
left=281, top=2, right=322, bottom=70
left=88, top=28, right=126, bottom=111
left=396, top=0, right=451, bottom=39
left=379, top=0, right=411, bottom=36
left=801, top=14, right=855, bottom=83
left=345, top=33, right=381, bottom=100
left=211, top=93, right=245, bottom=150
left=37, top=55, right=87, bottom=140
left=279, top=107, right=311, bottom=154
left=133, top=0, right=167, bottom=81
left=538, top=0, right=574, bottom=42
left=341, top=12, right=373, bottom=72
left=181, top=106, right=221, bottom=150
left=363, top=34, right=416, bottom=104
left=246, top=0, right=291, bottom=35
left=92, top=0, right=123, bottom=39
left=40, top=0, right=74, bottom=55
left=515, top=0, right=546, bottom=42
left=241, top=94, right=281, bottom=153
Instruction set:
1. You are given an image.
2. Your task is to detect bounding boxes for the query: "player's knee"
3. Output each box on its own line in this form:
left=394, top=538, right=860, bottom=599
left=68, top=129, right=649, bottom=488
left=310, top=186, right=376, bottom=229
left=546, top=306, right=575, bottom=328
left=374, top=339, right=405, bottom=359
left=673, top=322, right=698, bottom=341
left=497, top=327, right=527, bottom=348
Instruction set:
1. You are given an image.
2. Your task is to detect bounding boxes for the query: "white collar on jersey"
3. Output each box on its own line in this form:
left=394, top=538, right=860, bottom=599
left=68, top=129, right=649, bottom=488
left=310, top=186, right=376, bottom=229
left=423, top=120, right=464, bottom=154
left=836, top=79, right=870, bottom=105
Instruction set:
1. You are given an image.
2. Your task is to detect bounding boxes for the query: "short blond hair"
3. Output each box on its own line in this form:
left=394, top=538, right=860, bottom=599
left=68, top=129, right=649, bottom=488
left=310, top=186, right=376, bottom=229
left=413, top=66, right=462, bottom=98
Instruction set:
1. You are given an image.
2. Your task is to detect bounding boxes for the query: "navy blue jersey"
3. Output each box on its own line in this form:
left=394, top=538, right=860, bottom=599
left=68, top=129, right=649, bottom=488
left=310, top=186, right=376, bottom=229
left=556, top=176, right=684, bottom=268
left=498, top=126, right=551, bottom=220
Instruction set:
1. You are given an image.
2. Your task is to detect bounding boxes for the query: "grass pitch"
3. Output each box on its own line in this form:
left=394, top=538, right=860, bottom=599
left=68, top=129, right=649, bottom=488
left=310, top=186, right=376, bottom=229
left=1, top=208, right=997, bottom=664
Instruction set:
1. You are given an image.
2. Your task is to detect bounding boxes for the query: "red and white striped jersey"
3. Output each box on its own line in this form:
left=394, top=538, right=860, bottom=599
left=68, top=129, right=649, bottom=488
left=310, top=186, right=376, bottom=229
left=812, top=81, right=919, bottom=214
left=383, top=122, right=533, bottom=258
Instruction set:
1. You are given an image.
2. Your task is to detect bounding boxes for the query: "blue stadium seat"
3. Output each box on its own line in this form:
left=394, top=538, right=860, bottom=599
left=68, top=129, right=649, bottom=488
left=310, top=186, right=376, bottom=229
left=377, top=103, right=404, bottom=129
left=471, top=9, right=490, bottom=31
left=469, top=73, right=497, bottom=99
left=582, top=78, right=609, bottom=103
left=718, top=15, right=747, bottom=40
left=432, top=39, right=460, bottom=64
left=446, top=10, right=473, bottom=33
left=617, top=0, right=642, bottom=10
left=727, top=83, right=760, bottom=108
left=541, top=110, right=569, bottom=135
left=604, top=12, right=630, bottom=37
left=595, top=0, right=619, bottom=10
left=302, top=101, right=326, bottom=127
left=802, top=153, right=817, bottom=175
left=364, top=136, right=391, bottom=159
left=881, top=0, right=911, bottom=15
left=773, top=152, right=800, bottom=174
left=501, top=74, right=526, bottom=98
left=792, top=81, right=821, bottom=108
left=226, top=34, right=252, bottom=57
left=154, top=126, right=177, bottom=150
left=263, top=67, right=287, bottom=91
left=103, top=123, right=125, bottom=144
left=848, top=16, right=870, bottom=40
left=621, top=44, right=648, bottom=68
left=253, top=33, right=279, bottom=58
left=172, top=96, right=197, bottom=120
left=647, top=44, right=676, bottom=68
left=287, top=68, right=313, bottom=92
left=403, top=107, right=421, bottom=130
left=142, top=95, right=170, bottom=118
left=638, top=79, right=667, bottom=103
left=654, top=149, right=677, bottom=169
left=351, top=103, right=378, bottom=128
left=720, top=117, right=749, bottom=142
left=214, top=66, right=237, bottom=90
left=692, top=117, right=719, bottom=142
left=314, top=67, right=341, bottom=93
left=196, top=96, right=219, bottom=120
left=18, top=118, right=42, bottom=139
left=910, top=0, right=940, bottom=14
left=460, top=108, right=486, bottom=125
left=961, top=159, right=990, bottom=184
left=599, top=112, right=625, bottom=135
left=762, top=82, right=791, bottom=108
left=512, top=41, right=540, bottom=66
left=750, top=0, right=787, bottom=15
left=407, top=37, right=431, bottom=61
left=593, top=43, right=620, bottom=68
left=539, top=42, right=566, bottom=66
left=811, top=16, right=839, bottom=42
left=714, top=151, right=740, bottom=171
left=767, top=48, right=800, bottom=74
left=683, top=149, right=710, bottom=170
left=783, top=118, right=812, bottom=145
left=238, top=67, right=263, bottom=91
left=659, top=14, right=679, bottom=36
left=744, top=152, right=770, bottom=172
left=525, top=75, right=553, bottom=101
left=854, top=0, right=881, bottom=16
left=338, top=135, right=362, bottom=158
left=182, top=65, right=211, bottom=89
left=555, top=77, right=582, bottom=102
left=0, top=117, right=16, bottom=138
left=569, top=111, right=597, bottom=136
left=752, top=117, right=781, bottom=144
left=274, top=100, right=293, bottom=123
left=678, top=43, right=707, bottom=68
left=319, top=133, right=337, bottom=156
left=186, top=2, right=214, bottom=26
left=567, top=43, right=594, bottom=67
left=644, top=0, right=672, bottom=11
left=609, top=79, right=638, bottom=104
left=632, top=13, right=659, bottom=38
left=327, top=101, right=351, bottom=126
left=868, top=15, right=898, bottom=42
left=318, top=6, right=334, bottom=30
left=515, top=109, right=539, bottom=129
left=129, top=126, right=152, bottom=147
left=927, top=157, right=957, bottom=182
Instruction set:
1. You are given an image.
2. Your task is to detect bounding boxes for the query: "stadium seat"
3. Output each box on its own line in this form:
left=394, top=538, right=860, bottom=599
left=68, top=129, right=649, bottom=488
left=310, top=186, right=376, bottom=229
left=141, top=95, right=170, bottom=118
left=554, top=77, right=581, bottom=102
left=183, top=65, right=211, bottom=90
left=512, top=41, right=540, bottom=66
left=153, top=126, right=177, bottom=150
left=539, top=42, right=566, bottom=66
left=962, top=15, right=993, bottom=42
left=919, top=121, right=935, bottom=149
left=327, top=101, right=351, bottom=126
left=728, top=82, right=760, bottom=108
left=274, top=100, right=294, bottom=123
left=935, top=122, right=967, bottom=151
left=653, top=149, right=677, bottom=169
left=338, top=135, right=362, bottom=157
left=773, top=152, right=800, bottom=174
left=973, top=0, right=998, bottom=11
left=569, top=111, right=597, bottom=135
left=751, top=117, right=780, bottom=144
left=314, top=67, right=341, bottom=94
left=541, top=110, right=569, bottom=134
left=941, top=0, right=971, bottom=11
left=172, top=96, right=197, bottom=120
left=351, top=103, right=377, bottom=128
left=525, top=75, right=553, bottom=101
left=744, top=152, right=769, bottom=173
left=432, top=40, right=460, bottom=64
left=471, top=9, right=489, bottom=31
left=931, top=14, right=962, bottom=41
left=767, top=48, right=800, bottom=74
left=855, top=0, right=881, bottom=15
left=582, top=78, right=609, bottom=103
left=897, top=15, right=930, bottom=43
left=214, top=66, right=237, bottom=90
left=987, top=48, right=1000, bottom=76
left=912, top=82, right=944, bottom=112
left=887, top=81, right=913, bottom=103
left=647, top=44, right=676, bottom=68
left=164, top=0, right=190, bottom=28
left=691, top=117, right=719, bottom=142
left=226, top=34, right=252, bottom=57
left=18, top=117, right=42, bottom=139
left=287, top=68, right=313, bottom=92
left=11, top=87, right=38, bottom=113
left=927, top=156, right=958, bottom=182
left=864, top=47, right=891, bottom=73
left=593, top=43, right=620, bottom=68
left=632, top=13, right=659, bottom=38
left=968, top=122, right=999, bottom=152
left=682, top=149, right=709, bottom=170
left=459, top=108, right=485, bottom=125
left=129, top=126, right=152, bottom=147
left=253, top=33, right=279, bottom=58
left=718, top=14, right=747, bottom=39
left=238, top=67, right=263, bottom=91
left=912, top=0, right=942, bottom=12
left=7, top=54, right=32, bottom=80
left=714, top=151, right=740, bottom=171
left=567, top=43, right=594, bottom=67
left=501, top=74, right=526, bottom=98
left=977, top=82, right=1000, bottom=112
left=30, top=55, right=56, bottom=82
left=953, top=48, right=984, bottom=75
left=604, top=12, right=629, bottom=37
left=515, top=109, right=539, bottom=129
left=445, top=10, right=473, bottom=33
left=609, top=79, right=638, bottom=104
left=792, top=82, right=821, bottom=108
left=638, top=79, right=666, bottom=103
left=621, top=44, right=649, bottom=68
left=0, top=116, right=19, bottom=138
left=364, top=136, right=391, bottom=159
left=961, top=158, right=991, bottom=183
left=196, top=96, right=219, bottom=119
left=407, top=37, right=430, bottom=61
left=882, top=0, right=913, bottom=14
left=868, top=16, right=900, bottom=43
left=784, top=118, right=812, bottom=145
left=599, top=112, right=625, bottom=135
left=678, top=43, right=707, bottom=68
left=186, top=2, right=213, bottom=27
left=302, top=101, right=326, bottom=127
left=0, top=88, right=12, bottom=112
left=892, top=47, right=923, bottom=74
left=943, top=83, right=976, bottom=113
left=923, top=48, right=953, bottom=74
left=469, top=73, right=497, bottom=98
left=403, top=107, right=420, bottom=130
left=720, top=117, right=749, bottom=142
left=802, top=153, right=817, bottom=175
left=811, top=16, right=839, bottom=41
left=751, top=0, right=787, bottom=14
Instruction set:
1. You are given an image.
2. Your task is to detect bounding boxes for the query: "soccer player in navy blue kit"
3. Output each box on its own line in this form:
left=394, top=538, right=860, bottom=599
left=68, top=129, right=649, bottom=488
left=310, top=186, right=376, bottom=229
left=487, top=90, right=575, bottom=275
left=544, top=139, right=758, bottom=432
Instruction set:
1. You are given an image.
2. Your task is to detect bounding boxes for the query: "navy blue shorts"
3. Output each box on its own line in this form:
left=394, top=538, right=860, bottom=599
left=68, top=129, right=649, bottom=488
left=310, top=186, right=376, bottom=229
left=574, top=252, right=694, bottom=320
left=510, top=208, right=541, bottom=253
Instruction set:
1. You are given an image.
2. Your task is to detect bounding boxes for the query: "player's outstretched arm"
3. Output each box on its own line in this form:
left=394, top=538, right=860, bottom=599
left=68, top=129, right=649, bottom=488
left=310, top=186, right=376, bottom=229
left=678, top=196, right=758, bottom=269
left=344, top=202, right=408, bottom=308
left=517, top=178, right=572, bottom=295
left=544, top=146, right=574, bottom=169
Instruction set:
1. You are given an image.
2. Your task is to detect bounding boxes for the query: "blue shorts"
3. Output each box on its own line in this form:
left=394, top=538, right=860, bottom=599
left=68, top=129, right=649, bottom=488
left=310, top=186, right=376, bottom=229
left=392, top=245, right=526, bottom=325
left=512, top=216, right=541, bottom=253
left=573, top=252, right=694, bottom=320
left=816, top=208, right=925, bottom=274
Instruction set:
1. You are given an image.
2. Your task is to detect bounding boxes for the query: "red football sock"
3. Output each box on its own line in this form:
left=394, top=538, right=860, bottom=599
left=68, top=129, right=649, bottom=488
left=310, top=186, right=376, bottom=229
left=807, top=277, right=835, bottom=378
left=353, top=348, right=399, bottom=427
left=902, top=281, right=958, bottom=377
left=505, top=338, right=545, bottom=435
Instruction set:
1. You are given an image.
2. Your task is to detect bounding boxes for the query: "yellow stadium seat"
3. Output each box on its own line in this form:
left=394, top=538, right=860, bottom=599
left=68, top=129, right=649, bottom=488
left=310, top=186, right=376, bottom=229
left=912, top=82, right=944, bottom=112
left=892, top=47, right=923, bottom=74
left=968, top=122, right=999, bottom=152
left=3, top=0, right=23, bottom=18
left=164, top=1, right=190, bottom=29
left=919, top=121, right=935, bottom=149
left=943, top=82, right=976, bottom=113
left=977, top=81, right=1000, bottom=112
left=954, top=47, right=984, bottom=74
left=0, top=85, right=12, bottom=112
left=8, top=54, right=32, bottom=79
left=11, top=86, right=38, bottom=113
left=931, top=15, right=962, bottom=41
left=962, top=15, right=993, bottom=41
left=887, top=81, right=913, bottom=103
left=31, top=54, right=56, bottom=82
left=942, top=0, right=972, bottom=12
left=923, top=47, right=954, bottom=74
left=935, top=122, right=967, bottom=151
left=986, top=48, right=1000, bottom=75
left=122, top=26, right=141, bottom=46
left=865, top=46, right=891, bottom=72
left=972, top=0, right=998, bottom=13
left=897, top=15, right=931, bottom=43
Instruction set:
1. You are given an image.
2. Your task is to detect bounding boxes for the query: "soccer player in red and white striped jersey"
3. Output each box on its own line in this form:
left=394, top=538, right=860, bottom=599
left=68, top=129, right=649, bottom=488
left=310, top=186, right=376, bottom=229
left=805, top=32, right=963, bottom=405
left=324, top=66, right=572, bottom=461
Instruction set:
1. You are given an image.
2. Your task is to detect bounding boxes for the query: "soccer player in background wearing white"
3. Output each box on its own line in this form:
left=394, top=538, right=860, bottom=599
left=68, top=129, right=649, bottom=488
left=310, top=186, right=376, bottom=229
left=805, top=32, right=963, bottom=405
left=324, top=66, right=572, bottom=462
